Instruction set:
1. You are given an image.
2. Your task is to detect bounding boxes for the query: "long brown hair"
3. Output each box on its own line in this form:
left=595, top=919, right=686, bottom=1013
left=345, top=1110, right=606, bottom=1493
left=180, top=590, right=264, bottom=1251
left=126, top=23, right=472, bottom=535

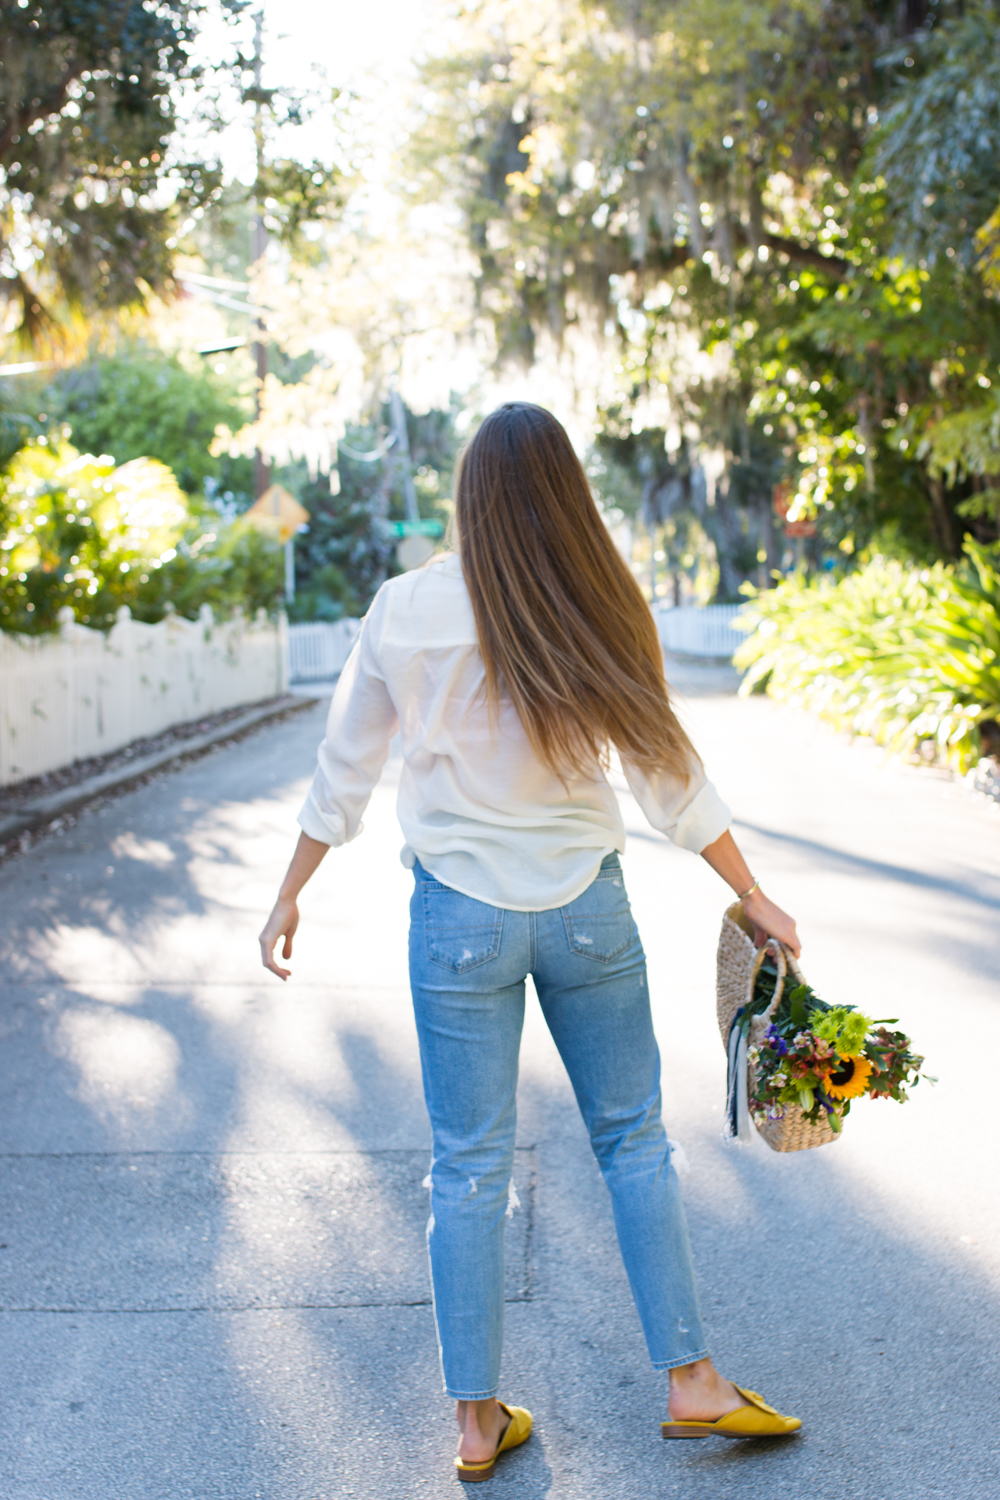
left=455, top=401, right=698, bottom=781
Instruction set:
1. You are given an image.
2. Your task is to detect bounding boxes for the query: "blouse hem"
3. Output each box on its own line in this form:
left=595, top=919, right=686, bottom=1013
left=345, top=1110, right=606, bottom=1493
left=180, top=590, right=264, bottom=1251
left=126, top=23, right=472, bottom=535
left=411, top=848, right=621, bottom=913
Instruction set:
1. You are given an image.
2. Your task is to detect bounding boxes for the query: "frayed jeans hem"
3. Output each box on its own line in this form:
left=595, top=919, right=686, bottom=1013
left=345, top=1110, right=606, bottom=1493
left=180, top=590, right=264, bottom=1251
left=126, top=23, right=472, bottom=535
left=652, top=1349, right=710, bottom=1373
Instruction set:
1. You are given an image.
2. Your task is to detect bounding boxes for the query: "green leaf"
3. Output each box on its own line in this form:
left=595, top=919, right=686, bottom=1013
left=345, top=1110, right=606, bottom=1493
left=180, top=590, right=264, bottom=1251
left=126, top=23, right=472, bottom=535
left=790, top=985, right=810, bottom=1029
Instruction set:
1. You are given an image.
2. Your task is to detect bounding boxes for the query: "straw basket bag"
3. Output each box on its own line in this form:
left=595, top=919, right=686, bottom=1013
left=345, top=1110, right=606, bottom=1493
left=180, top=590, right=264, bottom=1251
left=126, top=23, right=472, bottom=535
left=716, top=901, right=840, bottom=1153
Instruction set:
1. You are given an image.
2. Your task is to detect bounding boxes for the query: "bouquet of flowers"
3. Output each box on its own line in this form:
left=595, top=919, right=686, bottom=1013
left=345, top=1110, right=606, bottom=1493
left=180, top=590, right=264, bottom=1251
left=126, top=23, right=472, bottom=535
left=746, top=954, right=930, bottom=1137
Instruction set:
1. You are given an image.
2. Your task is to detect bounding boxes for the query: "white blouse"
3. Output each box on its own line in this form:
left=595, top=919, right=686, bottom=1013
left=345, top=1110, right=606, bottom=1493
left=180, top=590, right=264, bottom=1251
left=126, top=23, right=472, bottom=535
left=298, top=552, right=732, bottom=911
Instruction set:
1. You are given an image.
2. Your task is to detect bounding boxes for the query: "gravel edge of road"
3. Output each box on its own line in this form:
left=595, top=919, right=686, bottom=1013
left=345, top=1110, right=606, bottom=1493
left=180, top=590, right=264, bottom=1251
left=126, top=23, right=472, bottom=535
left=0, top=692, right=323, bottom=864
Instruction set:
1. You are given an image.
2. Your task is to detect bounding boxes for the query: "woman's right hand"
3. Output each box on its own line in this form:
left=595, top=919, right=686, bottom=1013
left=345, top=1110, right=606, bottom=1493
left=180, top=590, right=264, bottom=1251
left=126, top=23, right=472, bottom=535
left=742, top=887, right=800, bottom=958
left=257, top=832, right=330, bottom=980
left=259, top=894, right=300, bottom=980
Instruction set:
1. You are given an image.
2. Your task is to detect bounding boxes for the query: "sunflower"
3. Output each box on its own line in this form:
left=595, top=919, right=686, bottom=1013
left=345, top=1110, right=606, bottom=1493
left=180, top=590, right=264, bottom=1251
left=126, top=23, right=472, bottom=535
left=824, top=1054, right=873, bottom=1101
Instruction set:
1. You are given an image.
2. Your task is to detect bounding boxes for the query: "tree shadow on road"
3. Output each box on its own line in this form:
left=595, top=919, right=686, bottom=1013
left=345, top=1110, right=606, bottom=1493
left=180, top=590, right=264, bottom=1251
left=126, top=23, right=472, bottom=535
left=1, top=703, right=997, bottom=1499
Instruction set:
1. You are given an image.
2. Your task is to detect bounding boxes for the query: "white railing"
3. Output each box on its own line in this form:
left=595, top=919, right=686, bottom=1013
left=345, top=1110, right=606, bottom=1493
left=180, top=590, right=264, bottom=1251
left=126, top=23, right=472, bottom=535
left=287, top=620, right=360, bottom=682
left=655, top=604, right=747, bottom=659
left=0, top=605, right=288, bottom=788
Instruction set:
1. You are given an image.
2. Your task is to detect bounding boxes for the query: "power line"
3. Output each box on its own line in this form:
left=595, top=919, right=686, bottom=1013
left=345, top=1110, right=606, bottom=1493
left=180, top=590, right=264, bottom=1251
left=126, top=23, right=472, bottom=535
left=337, top=433, right=397, bottom=463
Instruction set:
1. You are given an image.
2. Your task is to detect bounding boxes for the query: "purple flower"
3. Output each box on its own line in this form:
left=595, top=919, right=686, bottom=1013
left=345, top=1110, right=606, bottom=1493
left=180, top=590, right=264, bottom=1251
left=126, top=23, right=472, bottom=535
left=765, top=1024, right=789, bottom=1057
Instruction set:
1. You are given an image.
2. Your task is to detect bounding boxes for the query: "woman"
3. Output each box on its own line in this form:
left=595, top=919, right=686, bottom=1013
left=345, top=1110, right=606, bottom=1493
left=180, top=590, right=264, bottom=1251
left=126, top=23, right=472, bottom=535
left=259, top=402, right=802, bottom=1481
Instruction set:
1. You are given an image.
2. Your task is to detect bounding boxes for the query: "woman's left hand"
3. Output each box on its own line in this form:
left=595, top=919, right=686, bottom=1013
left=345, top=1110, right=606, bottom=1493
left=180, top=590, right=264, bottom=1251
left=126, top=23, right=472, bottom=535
left=742, top=886, right=800, bottom=958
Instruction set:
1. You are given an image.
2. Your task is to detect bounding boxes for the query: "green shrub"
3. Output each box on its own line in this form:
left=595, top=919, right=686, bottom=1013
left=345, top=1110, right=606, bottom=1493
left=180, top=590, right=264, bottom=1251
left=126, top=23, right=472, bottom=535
left=735, top=543, right=1000, bottom=770
left=0, top=441, right=282, bottom=634
left=43, top=353, right=254, bottom=505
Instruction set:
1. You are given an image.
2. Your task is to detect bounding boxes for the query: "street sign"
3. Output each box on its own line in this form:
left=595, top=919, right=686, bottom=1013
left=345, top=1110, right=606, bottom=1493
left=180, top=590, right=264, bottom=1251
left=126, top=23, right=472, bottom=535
left=396, top=533, right=437, bottom=571
left=245, top=484, right=310, bottom=544
left=389, top=519, right=444, bottom=538
left=772, top=483, right=817, bottom=538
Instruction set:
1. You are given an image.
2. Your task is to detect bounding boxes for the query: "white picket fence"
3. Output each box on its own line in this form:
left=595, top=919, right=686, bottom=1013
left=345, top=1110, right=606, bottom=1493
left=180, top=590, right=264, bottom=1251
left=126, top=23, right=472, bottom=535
left=0, top=601, right=751, bottom=788
left=287, top=620, right=360, bottom=682
left=286, top=609, right=746, bottom=680
left=655, top=604, right=747, bottom=659
left=0, top=605, right=288, bottom=788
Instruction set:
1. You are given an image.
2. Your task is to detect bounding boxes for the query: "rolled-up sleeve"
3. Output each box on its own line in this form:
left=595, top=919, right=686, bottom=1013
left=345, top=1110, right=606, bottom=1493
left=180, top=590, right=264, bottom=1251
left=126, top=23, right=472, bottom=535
left=297, top=589, right=399, bottom=846
left=621, top=757, right=732, bottom=854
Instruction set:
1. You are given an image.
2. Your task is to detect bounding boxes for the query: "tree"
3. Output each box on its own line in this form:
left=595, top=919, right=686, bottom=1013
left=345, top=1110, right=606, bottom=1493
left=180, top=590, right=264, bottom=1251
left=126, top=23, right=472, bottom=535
left=0, top=0, right=243, bottom=340
left=412, top=0, right=1000, bottom=583
left=40, top=350, right=254, bottom=503
left=286, top=400, right=461, bottom=622
left=875, top=6, right=1000, bottom=272
left=203, top=202, right=473, bottom=615
left=587, top=419, right=721, bottom=600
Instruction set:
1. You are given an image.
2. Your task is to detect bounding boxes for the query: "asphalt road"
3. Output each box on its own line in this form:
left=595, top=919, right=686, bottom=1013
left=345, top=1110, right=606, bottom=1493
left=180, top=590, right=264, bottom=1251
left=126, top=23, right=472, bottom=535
left=1, top=663, right=998, bottom=1500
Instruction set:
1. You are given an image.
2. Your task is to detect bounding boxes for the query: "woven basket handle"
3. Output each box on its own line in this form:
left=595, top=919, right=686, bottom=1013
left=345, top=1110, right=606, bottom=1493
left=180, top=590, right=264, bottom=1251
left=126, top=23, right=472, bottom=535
left=749, top=938, right=791, bottom=1024
left=763, top=939, right=809, bottom=1021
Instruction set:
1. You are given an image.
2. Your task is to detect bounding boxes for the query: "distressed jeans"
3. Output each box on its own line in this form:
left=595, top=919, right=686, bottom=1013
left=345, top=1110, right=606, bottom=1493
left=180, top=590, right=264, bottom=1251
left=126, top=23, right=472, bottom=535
left=408, top=854, right=708, bottom=1400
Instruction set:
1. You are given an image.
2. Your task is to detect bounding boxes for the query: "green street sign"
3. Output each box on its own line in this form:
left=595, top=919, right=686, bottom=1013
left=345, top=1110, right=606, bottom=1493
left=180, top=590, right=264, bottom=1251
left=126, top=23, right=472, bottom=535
left=389, top=519, right=444, bottom=537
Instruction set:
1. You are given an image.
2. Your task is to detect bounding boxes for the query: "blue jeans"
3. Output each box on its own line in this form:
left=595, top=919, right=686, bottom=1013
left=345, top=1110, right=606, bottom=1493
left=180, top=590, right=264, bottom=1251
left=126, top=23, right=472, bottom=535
left=408, top=854, right=708, bottom=1400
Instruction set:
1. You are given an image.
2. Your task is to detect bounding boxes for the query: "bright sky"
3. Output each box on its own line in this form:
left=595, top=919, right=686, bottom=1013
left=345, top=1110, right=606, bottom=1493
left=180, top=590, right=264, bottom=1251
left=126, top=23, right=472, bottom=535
left=190, top=0, right=441, bottom=184
left=261, top=0, right=436, bottom=88
left=178, top=3, right=606, bottom=443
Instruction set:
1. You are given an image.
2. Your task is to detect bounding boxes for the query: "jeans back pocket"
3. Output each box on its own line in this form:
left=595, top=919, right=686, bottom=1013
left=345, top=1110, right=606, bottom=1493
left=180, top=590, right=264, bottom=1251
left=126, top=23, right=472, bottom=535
left=561, top=870, right=636, bottom=963
left=422, top=883, right=503, bottom=973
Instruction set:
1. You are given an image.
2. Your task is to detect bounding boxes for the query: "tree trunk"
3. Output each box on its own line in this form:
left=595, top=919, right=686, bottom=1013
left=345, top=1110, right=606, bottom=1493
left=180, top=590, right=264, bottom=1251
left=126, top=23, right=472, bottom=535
left=927, top=475, right=957, bottom=557
left=760, top=496, right=780, bottom=585
left=706, top=485, right=747, bottom=601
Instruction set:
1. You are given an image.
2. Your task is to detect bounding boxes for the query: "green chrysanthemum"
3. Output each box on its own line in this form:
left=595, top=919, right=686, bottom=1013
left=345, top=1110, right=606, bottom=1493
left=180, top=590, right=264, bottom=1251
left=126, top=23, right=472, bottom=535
left=810, top=1006, right=871, bottom=1059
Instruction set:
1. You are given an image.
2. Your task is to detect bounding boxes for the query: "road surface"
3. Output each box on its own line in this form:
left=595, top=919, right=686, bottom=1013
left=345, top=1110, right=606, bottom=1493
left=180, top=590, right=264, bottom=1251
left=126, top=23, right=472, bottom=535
left=1, top=663, right=998, bottom=1498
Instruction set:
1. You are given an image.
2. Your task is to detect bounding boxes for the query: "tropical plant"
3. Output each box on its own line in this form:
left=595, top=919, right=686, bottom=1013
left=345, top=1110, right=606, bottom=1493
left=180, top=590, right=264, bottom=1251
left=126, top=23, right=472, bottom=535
left=0, top=440, right=282, bottom=634
left=734, top=541, right=1000, bottom=768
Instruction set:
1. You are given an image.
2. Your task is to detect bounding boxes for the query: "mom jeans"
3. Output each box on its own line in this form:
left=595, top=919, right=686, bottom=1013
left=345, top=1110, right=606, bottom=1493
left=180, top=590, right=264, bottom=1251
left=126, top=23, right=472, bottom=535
left=408, top=854, right=708, bottom=1400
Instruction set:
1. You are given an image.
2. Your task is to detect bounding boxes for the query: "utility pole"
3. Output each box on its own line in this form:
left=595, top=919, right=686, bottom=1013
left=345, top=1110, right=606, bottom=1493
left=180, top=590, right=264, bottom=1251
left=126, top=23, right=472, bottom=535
left=389, top=386, right=419, bottom=523
left=389, top=385, right=438, bottom=571
left=246, top=10, right=297, bottom=602
left=250, top=10, right=271, bottom=504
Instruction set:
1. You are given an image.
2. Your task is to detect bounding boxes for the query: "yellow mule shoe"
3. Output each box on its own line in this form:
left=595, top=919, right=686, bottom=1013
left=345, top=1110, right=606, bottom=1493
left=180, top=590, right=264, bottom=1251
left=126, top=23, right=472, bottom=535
left=661, top=1384, right=801, bottom=1440
left=455, top=1402, right=532, bottom=1482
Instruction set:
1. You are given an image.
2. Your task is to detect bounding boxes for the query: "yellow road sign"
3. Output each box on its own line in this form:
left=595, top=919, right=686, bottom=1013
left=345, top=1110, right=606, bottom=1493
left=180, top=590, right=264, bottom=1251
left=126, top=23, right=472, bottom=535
left=245, top=484, right=309, bottom=543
